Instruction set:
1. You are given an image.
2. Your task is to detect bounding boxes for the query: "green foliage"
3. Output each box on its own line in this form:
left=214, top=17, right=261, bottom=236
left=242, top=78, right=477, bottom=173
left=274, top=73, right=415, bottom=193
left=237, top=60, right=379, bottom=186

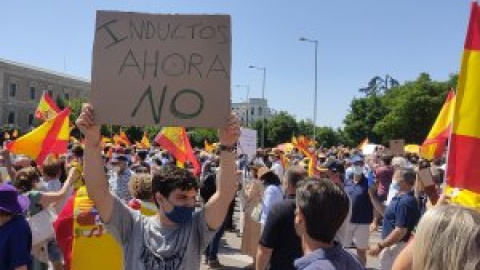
left=373, top=73, right=450, bottom=144
left=266, top=111, right=298, bottom=147
left=343, top=94, right=389, bottom=144
left=344, top=73, right=456, bottom=145
left=297, top=119, right=314, bottom=137
left=188, top=128, right=218, bottom=148
left=315, top=126, right=341, bottom=148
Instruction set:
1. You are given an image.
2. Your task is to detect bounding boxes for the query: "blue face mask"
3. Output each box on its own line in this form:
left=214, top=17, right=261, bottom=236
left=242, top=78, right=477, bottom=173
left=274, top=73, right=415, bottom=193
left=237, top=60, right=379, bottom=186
left=164, top=204, right=195, bottom=224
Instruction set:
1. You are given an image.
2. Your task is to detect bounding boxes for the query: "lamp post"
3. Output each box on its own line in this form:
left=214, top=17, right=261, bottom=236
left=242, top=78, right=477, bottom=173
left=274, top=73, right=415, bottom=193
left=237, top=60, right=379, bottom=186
left=234, top=84, right=250, bottom=127
left=248, top=65, right=266, bottom=148
left=299, top=37, right=318, bottom=146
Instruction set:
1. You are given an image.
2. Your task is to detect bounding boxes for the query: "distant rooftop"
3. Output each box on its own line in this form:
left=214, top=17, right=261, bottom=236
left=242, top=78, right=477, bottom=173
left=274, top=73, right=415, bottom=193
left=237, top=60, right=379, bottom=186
left=0, top=58, right=90, bottom=84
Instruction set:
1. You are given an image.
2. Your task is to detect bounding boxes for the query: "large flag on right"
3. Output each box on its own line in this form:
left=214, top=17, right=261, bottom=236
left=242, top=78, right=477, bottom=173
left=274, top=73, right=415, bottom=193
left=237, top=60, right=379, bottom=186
left=446, top=2, right=480, bottom=210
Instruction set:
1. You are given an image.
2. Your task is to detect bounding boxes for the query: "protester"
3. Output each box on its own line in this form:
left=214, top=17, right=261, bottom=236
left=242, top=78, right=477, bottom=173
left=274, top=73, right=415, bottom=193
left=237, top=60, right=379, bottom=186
left=293, top=178, right=364, bottom=270
left=108, top=151, right=133, bottom=203
left=0, top=184, right=32, bottom=270
left=76, top=104, right=240, bottom=269
left=199, top=164, right=227, bottom=269
left=268, top=151, right=284, bottom=179
left=127, top=173, right=156, bottom=216
left=323, top=160, right=352, bottom=247
left=344, top=155, right=374, bottom=266
left=393, top=204, right=480, bottom=270
left=368, top=168, right=420, bottom=270
left=257, top=167, right=284, bottom=227
left=241, top=163, right=264, bottom=267
left=256, top=166, right=306, bottom=270
left=12, top=164, right=75, bottom=270
left=371, top=153, right=394, bottom=231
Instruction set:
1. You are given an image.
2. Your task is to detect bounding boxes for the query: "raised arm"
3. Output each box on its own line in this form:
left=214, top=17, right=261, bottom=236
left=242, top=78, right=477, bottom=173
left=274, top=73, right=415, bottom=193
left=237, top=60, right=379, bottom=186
left=39, top=166, right=76, bottom=207
left=75, top=103, right=114, bottom=223
left=1, top=148, right=17, bottom=182
left=204, top=114, right=240, bottom=230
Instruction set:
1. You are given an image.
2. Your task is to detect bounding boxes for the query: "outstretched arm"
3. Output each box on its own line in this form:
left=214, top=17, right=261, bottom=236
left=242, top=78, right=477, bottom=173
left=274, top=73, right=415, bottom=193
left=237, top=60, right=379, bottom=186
left=204, top=114, right=240, bottom=230
left=75, top=104, right=115, bottom=223
left=39, top=167, right=76, bottom=207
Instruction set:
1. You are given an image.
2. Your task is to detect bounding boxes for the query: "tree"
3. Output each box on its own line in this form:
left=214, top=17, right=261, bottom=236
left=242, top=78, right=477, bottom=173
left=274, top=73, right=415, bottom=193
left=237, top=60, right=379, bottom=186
left=188, top=128, right=218, bottom=148
left=315, top=126, right=341, bottom=148
left=359, top=75, right=399, bottom=96
left=373, top=73, right=450, bottom=144
left=266, top=111, right=298, bottom=147
left=343, top=95, right=389, bottom=145
left=297, top=119, right=314, bottom=138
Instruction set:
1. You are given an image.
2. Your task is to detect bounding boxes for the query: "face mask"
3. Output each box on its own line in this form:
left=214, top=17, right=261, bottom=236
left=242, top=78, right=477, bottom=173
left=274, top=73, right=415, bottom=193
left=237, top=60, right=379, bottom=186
left=353, top=166, right=363, bottom=176
left=391, top=180, right=399, bottom=191
left=164, top=203, right=195, bottom=224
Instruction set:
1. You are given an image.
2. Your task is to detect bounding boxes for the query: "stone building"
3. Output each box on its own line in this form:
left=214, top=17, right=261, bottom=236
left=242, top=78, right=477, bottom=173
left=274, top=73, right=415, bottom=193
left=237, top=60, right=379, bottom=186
left=231, top=98, right=275, bottom=127
left=0, top=58, right=90, bottom=132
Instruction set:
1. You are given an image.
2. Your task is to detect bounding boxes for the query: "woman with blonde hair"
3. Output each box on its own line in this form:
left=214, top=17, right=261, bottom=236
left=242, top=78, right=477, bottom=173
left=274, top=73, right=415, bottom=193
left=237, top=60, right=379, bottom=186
left=394, top=204, right=480, bottom=270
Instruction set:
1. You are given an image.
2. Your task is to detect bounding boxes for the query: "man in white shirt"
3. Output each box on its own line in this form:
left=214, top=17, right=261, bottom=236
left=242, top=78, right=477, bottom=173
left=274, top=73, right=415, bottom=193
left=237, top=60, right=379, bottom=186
left=269, top=152, right=284, bottom=178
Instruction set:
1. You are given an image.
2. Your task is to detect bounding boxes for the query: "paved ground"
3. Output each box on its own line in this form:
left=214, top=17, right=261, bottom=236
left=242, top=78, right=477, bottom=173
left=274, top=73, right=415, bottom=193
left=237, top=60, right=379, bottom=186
left=200, top=230, right=382, bottom=269
left=200, top=195, right=381, bottom=270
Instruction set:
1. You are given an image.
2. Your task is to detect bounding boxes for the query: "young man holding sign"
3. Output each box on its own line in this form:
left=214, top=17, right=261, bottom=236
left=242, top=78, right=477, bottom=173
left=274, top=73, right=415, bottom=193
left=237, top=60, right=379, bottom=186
left=76, top=104, right=240, bottom=270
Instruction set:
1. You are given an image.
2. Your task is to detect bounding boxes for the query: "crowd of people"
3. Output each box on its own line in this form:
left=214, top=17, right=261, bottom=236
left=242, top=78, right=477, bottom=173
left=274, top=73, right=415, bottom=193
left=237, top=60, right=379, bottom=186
left=1, top=104, right=480, bottom=270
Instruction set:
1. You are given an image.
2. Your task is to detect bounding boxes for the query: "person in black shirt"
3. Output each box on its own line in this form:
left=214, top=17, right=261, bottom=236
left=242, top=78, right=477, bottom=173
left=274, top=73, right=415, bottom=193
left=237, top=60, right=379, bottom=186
left=256, top=166, right=307, bottom=270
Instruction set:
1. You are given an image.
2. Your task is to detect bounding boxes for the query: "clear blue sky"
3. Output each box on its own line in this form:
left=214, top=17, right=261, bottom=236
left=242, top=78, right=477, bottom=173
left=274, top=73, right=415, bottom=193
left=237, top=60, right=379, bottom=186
left=0, top=0, right=471, bottom=128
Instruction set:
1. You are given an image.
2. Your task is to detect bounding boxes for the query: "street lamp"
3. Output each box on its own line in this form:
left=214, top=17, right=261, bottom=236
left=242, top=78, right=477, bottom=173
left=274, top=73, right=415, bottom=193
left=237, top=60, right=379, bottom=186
left=234, top=84, right=250, bottom=127
left=248, top=65, right=267, bottom=148
left=299, top=37, right=318, bottom=146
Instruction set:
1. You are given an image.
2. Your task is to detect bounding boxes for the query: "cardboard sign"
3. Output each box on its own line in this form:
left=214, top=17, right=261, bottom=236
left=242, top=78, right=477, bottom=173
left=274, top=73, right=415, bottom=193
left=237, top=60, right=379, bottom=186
left=90, top=11, right=231, bottom=127
left=389, top=139, right=405, bottom=156
left=418, top=167, right=435, bottom=186
left=238, top=128, right=257, bottom=160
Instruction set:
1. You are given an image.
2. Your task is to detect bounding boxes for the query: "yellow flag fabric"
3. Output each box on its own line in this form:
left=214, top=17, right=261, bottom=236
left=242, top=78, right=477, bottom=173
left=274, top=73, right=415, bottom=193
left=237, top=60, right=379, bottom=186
left=204, top=140, right=215, bottom=153
left=35, top=91, right=60, bottom=120
left=357, top=138, right=369, bottom=150
left=140, top=132, right=151, bottom=148
left=71, top=186, right=123, bottom=270
left=420, top=91, right=455, bottom=160
left=154, top=127, right=201, bottom=176
left=6, top=108, right=70, bottom=166
left=446, top=2, right=480, bottom=210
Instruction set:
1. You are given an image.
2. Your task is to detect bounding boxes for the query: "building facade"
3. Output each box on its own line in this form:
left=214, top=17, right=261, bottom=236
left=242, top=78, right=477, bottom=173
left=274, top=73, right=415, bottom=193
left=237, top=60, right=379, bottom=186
left=0, top=58, right=90, bottom=132
left=231, top=98, right=275, bottom=127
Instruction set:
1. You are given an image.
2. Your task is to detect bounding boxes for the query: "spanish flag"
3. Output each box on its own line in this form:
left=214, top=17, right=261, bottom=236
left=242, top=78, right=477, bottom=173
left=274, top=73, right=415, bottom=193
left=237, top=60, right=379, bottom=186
left=140, top=132, right=151, bottom=149
left=292, top=135, right=318, bottom=176
left=6, top=108, right=70, bottom=166
left=357, top=138, right=369, bottom=150
left=53, top=186, right=123, bottom=270
left=420, top=90, right=456, bottom=160
left=446, top=2, right=480, bottom=210
left=113, top=130, right=131, bottom=147
left=35, top=91, right=60, bottom=121
left=204, top=140, right=215, bottom=153
left=154, top=127, right=201, bottom=176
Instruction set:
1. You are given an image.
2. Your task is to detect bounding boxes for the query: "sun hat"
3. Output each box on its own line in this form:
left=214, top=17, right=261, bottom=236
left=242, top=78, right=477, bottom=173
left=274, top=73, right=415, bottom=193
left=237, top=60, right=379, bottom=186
left=0, top=184, right=30, bottom=214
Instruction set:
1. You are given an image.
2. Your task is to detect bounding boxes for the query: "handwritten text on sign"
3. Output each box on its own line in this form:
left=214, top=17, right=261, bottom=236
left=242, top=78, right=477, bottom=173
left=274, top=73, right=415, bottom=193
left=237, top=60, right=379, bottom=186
left=90, top=11, right=231, bottom=127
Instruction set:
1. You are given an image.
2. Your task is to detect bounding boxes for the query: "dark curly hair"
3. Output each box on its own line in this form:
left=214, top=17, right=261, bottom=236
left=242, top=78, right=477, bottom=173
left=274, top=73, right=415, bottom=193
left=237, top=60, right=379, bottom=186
left=152, top=167, right=199, bottom=201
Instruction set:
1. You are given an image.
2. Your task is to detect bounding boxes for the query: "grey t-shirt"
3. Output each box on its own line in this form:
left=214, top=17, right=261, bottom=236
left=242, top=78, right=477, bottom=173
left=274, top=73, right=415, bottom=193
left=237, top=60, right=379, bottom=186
left=106, top=196, right=216, bottom=270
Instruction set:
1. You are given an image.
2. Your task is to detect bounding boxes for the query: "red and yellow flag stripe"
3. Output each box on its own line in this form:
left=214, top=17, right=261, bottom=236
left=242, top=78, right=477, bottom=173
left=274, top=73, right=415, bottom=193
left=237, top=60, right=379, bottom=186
left=446, top=2, right=480, bottom=210
left=420, top=90, right=456, bottom=160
